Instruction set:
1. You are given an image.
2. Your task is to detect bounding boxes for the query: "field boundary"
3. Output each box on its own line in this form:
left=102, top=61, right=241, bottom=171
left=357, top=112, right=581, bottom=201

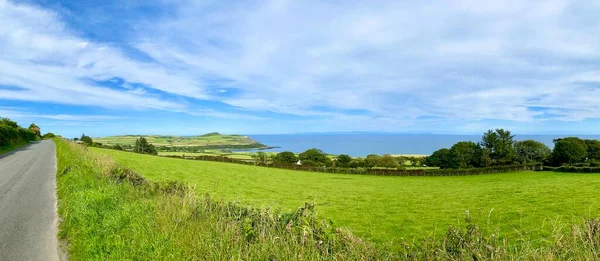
left=158, top=154, right=540, bottom=176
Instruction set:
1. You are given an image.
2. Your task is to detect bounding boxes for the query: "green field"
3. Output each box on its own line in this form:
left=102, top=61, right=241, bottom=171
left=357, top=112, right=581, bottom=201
left=94, top=132, right=266, bottom=148
left=92, top=147, right=600, bottom=246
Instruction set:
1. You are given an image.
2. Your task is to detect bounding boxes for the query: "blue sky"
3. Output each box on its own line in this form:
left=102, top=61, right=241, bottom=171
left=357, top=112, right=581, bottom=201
left=1, top=0, right=599, bottom=137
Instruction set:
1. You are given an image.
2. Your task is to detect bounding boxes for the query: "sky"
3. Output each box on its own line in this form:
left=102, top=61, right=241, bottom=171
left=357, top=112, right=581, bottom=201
left=1, top=0, right=599, bottom=137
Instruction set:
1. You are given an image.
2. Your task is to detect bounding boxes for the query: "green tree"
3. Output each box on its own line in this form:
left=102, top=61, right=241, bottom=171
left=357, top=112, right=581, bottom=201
left=449, top=141, right=479, bottom=168
left=349, top=158, right=365, bottom=168
left=80, top=134, right=93, bottom=146
left=42, top=132, right=56, bottom=139
left=299, top=148, right=328, bottom=165
left=584, top=139, right=600, bottom=161
left=134, top=136, right=157, bottom=155
left=252, top=152, right=268, bottom=164
left=551, top=137, right=587, bottom=165
left=472, top=146, right=492, bottom=167
left=28, top=123, right=41, bottom=139
left=336, top=154, right=352, bottom=168
left=365, top=154, right=381, bottom=169
left=379, top=154, right=399, bottom=169
left=481, top=129, right=516, bottom=165
left=425, top=148, right=452, bottom=168
left=514, top=140, right=551, bottom=164
left=274, top=151, right=297, bottom=165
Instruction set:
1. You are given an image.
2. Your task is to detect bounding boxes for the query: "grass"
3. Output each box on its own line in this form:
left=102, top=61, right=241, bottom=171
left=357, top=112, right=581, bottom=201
left=92, top=147, right=600, bottom=248
left=56, top=139, right=386, bottom=260
left=94, top=133, right=265, bottom=148
left=60, top=140, right=600, bottom=260
left=158, top=151, right=256, bottom=161
left=0, top=141, right=29, bottom=155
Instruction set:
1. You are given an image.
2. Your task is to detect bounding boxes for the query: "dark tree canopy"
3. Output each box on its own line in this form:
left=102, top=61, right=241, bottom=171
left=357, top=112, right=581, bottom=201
left=551, top=137, right=587, bottom=165
left=379, top=154, right=399, bottom=169
left=80, top=134, right=93, bottom=146
left=585, top=139, right=600, bottom=161
left=299, top=148, right=328, bottom=165
left=134, top=136, right=157, bottom=155
left=274, top=151, right=298, bottom=165
left=425, top=148, right=452, bottom=168
left=364, top=154, right=381, bottom=169
left=449, top=141, right=479, bottom=168
left=481, top=129, right=516, bottom=165
left=514, top=140, right=551, bottom=164
left=336, top=154, right=352, bottom=168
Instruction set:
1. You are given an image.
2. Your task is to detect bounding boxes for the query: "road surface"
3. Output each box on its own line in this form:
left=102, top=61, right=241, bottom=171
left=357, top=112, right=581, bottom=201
left=0, top=140, right=60, bottom=261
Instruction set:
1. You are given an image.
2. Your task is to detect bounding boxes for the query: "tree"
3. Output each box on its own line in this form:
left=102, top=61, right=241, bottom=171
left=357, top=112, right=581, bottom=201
left=28, top=123, right=41, bottom=139
left=425, top=148, right=452, bottom=168
left=379, top=154, right=399, bottom=169
left=584, top=139, right=600, bottom=161
left=481, top=129, right=516, bottom=165
left=449, top=141, right=479, bottom=168
left=42, top=133, right=56, bottom=139
left=274, top=151, right=297, bottom=165
left=349, top=158, right=365, bottom=168
left=336, top=154, right=352, bottom=168
left=299, top=148, right=328, bottom=166
left=364, top=154, right=381, bottom=169
left=134, top=136, right=157, bottom=155
left=252, top=152, right=268, bottom=164
left=80, top=134, right=93, bottom=146
left=513, top=140, right=551, bottom=164
left=472, top=146, right=492, bottom=168
left=551, top=137, right=587, bottom=165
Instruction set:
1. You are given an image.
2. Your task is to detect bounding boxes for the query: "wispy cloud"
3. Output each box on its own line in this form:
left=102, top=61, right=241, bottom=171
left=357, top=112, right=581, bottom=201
left=1, top=0, right=599, bottom=135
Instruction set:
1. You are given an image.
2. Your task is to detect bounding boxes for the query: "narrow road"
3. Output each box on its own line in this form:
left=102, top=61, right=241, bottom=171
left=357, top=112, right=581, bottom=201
left=0, top=140, right=59, bottom=261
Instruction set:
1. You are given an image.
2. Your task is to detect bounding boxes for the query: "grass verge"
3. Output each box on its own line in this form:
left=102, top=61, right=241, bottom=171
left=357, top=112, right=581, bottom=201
left=55, top=138, right=386, bottom=260
left=57, top=139, right=600, bottom=260
left=0, top=141, right=30, bottom=155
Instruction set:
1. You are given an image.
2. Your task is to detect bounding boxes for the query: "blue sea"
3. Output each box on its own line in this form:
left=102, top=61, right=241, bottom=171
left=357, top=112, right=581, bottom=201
left=248, top=134, right=600, bottom=157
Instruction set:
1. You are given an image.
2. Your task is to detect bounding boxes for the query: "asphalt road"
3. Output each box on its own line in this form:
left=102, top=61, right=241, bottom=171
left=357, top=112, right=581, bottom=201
left=0, top=140, right=59, bottom=261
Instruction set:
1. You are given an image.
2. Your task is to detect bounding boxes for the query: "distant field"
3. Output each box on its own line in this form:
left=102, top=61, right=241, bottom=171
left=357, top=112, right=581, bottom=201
left=94, top=132, right=266, bottom=149
left=92, top=147, right=600, bottom=246
left=158, top=151, right=256, bottom=161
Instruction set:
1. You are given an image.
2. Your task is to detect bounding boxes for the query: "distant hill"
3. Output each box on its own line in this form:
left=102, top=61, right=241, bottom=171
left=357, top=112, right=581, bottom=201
left=94, top=133, right=268, bottom=149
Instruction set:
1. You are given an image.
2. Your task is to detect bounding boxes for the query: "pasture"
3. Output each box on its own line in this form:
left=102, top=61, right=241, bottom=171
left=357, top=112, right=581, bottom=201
left=92, top=147, right=600, bottom=246
left=94, top=133, right=264, bottom=148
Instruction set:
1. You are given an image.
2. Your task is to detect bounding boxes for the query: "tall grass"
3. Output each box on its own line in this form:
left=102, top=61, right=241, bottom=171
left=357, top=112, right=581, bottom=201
left=56, top=138, right=600, bottom=260
left=56, top=138, right=386, bottom=260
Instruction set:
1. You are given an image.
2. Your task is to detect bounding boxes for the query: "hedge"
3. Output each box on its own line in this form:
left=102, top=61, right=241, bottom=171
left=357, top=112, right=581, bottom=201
left=539, top=166, right=600, bottom=173
left=161, top=154, right=540, bottom=177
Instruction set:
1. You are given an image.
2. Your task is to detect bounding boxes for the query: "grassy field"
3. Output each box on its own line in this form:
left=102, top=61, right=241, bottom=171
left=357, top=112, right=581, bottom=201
left=94, top=132, right=266, bottom=148
left=92, top=147, right=600, bottom=247
left=56, top=139, right=386, bottom=260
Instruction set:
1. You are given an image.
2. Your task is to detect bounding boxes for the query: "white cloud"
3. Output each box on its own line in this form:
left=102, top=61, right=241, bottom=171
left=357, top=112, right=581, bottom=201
left=0, top=109, right=120, bottom=122
left=1, top=0, right=600, bottom=133
left=128, top=0, right=600, bottom=123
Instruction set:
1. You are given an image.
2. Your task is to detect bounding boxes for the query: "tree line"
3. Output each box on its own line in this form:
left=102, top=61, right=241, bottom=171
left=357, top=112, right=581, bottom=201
left=76, top=135, right=157, bottom=155
left=0, top=118, right=42, bottom=149
left=425, top=129, right=600, bottom=169
left=256, top=148, right=425, bottom=169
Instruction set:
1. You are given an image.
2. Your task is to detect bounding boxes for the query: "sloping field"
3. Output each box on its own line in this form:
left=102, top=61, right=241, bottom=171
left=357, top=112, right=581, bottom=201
left=94, top=133, right=265, bottom=148
left=92, top=148, right=600, bottom=246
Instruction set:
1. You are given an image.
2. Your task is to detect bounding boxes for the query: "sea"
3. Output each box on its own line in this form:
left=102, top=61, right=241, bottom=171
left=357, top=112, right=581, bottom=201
left=247, top=134, right=600, bottom=157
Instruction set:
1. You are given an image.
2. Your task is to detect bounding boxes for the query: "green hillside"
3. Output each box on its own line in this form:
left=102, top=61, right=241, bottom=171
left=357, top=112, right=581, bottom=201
left=94, top=132, right=268, bottom=149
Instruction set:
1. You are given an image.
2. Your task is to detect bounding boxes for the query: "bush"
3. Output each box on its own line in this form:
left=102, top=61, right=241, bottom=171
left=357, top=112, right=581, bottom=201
left=0, top=117, right=37, bottom=148
left=540, top=166, right=600, bottom=173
